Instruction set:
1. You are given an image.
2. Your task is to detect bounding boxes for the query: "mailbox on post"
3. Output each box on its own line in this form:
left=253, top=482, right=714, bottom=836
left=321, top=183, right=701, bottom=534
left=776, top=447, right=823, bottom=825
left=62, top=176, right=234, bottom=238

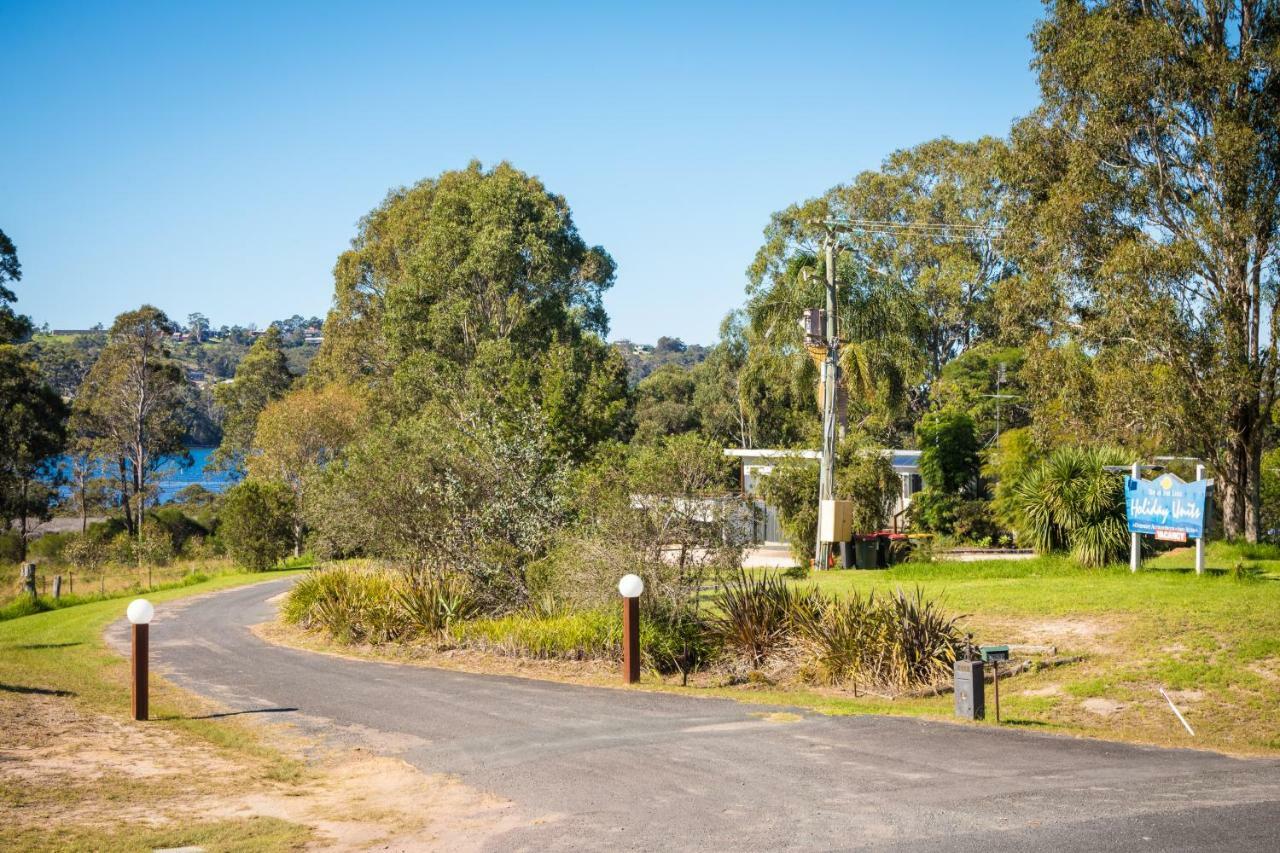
left=954, top=659, right=985, bottom=720
left=980, top=645, right=1009, bottom=663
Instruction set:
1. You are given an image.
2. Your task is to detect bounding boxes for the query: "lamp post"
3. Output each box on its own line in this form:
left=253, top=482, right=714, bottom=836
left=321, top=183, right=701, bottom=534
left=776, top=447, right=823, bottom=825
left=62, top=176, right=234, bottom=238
left=617, top=574, right=644, bottom=684
left=127, top=598, right=154, bottom=721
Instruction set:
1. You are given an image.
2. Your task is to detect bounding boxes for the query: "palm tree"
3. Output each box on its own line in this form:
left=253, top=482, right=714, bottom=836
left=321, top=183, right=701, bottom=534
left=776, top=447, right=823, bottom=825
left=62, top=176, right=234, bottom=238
left=1010, top=445, right=1130, bottom=567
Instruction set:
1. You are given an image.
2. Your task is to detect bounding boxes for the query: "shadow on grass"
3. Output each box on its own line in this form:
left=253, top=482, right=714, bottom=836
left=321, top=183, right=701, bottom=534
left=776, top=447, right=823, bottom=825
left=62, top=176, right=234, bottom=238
left=169, top=707, right=300, bottom=720
left=0, top=683, right=76, bottom=697
left=999, top=718, right=1054, bottom=729
left=12, top=641, right=84, bottom=650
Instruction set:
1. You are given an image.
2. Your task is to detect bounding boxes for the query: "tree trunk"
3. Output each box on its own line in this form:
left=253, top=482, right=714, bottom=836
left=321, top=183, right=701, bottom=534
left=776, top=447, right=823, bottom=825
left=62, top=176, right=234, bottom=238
left=18, top=480, right=29, bottom=562
left=119, top=458, right=134, bottom=535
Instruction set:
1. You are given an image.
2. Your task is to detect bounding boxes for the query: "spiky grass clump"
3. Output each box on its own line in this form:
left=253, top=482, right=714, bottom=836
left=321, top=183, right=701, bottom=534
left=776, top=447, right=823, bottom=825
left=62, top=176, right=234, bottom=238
left=793, top=587, right=963, bottom=690
left=707, top=570, right=812, bottom=667
left=284, top=564, right=479, bottom=644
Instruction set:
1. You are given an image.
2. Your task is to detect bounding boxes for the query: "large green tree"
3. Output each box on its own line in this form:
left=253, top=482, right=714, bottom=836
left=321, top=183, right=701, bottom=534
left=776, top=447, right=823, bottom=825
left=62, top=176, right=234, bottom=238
left=0, top=346, right=68, bottom=558
left=212, top=325, right=294, bottom=471
left=311, top=161, right=628, bottom=460
left=0, top=229, right=67, bottom=557
left=0, top=228, right=34, bottom=344
left=73, top=306, right=188, bottom=541
left=1005, top=0, right=1280, bottom=540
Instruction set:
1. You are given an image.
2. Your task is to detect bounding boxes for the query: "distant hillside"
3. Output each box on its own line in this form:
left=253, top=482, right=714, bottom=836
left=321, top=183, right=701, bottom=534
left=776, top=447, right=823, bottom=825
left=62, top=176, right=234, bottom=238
left=612, top=337, right=709, bottom=385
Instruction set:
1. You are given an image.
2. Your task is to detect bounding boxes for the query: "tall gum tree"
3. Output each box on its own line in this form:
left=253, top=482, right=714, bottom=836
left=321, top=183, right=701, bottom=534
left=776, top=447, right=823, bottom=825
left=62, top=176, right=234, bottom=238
left=73, top=306, right=188, bottom=541
left=1005, top=0, right=1280, bottom=540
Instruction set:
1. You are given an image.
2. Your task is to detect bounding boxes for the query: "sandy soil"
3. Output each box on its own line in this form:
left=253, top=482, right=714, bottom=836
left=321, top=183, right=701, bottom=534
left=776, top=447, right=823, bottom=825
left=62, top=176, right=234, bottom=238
left=0, top=689, right=526, bottom=850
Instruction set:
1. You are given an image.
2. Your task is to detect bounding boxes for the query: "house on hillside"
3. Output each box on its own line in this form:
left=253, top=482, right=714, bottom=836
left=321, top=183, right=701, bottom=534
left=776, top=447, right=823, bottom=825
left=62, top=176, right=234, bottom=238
left=724, top=448, right=924, bottom=545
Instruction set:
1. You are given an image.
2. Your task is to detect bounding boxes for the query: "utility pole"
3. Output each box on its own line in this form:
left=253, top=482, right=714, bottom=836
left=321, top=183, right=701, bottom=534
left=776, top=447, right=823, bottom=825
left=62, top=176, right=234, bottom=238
left=982, top=362, right=1017, bottom=446
left=815, top=234, right=839, bottom=571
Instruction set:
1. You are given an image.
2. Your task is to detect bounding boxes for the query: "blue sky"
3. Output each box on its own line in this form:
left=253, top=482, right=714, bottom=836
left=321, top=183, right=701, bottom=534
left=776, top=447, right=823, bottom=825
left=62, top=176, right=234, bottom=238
left=1, top=1, right=1043, bottom=344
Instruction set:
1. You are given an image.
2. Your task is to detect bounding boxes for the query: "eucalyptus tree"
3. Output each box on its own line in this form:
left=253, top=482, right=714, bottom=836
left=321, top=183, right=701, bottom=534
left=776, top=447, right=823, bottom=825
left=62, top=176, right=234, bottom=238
left=212, top=325, right=294, bottom=472
left=74, top=306, right=188, bottom=539
left=0, top=228, right=33, bottom=344
left=310, top=162, right=627, bottom=461
left=1004, top=0, right=1280, bottom=540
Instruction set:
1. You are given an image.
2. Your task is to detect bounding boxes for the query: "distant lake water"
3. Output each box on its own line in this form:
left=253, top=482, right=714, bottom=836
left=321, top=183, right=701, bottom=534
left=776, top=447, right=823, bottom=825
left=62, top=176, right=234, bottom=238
left=51, top=446, right=240, bottom=505
left=153, top=447, right=239, bottom=502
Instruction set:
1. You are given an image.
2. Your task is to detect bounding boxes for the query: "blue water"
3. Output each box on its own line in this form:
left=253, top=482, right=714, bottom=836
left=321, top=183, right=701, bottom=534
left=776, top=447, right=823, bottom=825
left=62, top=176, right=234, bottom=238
left=152, top=447, right=239, bottom=502
left=52, top=447, right=240, bottom=505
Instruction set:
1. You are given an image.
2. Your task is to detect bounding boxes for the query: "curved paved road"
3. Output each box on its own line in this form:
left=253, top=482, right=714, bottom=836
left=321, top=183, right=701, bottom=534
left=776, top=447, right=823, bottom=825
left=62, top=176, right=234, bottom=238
left=111, top=579, right=1280, bottom=851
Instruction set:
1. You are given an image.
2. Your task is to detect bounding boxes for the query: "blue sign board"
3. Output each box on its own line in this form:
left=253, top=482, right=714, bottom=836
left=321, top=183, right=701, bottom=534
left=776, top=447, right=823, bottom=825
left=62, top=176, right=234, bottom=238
left=1125, top=473, right=1210, bottom=539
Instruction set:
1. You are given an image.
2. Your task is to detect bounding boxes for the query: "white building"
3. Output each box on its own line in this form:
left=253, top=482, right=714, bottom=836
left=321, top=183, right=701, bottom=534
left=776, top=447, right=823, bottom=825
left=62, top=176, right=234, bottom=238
left=724, top=448, right=924, bottom=545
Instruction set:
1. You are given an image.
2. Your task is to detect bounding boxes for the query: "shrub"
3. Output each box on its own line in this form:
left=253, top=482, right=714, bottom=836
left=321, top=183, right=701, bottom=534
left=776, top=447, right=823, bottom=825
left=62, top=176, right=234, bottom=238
left=396, top=572, right=480, bottom=634
left=28, top=531, right=73, bottom=562
left=148, top=506, right=210, bottom=556
left=909, top=490, right=963, bottom=534
left=1009, top=445, right=1130, bottom=567
left=757, top=458, right=819, bottom=566
left=708, top=570, right=815, bottom=668
left=219, top=480, right=296, bottom=570
left=0, top=531, right=23, bottom=565
left=283, top=564, right=407, bottom=644
left=836, top=450, right=900, bottom=534
left=793, top=591, right=879, bottom=687
left=793, top=587, right=962, bottom=691
left=63, top=534, right=107, bottom=578
left=882, top=587, right=963, bottom=688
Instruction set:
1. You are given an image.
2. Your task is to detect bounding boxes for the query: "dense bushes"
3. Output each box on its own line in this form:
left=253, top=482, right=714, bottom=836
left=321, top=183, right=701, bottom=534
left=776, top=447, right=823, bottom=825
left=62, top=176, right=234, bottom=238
left=284, top=564, right=482, bottom=644
left=219, top=480, right=296, bottom=570
left=285, top=563, right=962, bottom=691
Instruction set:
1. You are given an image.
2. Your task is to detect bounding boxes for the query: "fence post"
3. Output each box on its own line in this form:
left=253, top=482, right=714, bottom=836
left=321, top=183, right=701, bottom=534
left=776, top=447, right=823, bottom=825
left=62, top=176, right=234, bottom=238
left=53, top=575, right=63, bottom=600
left=21, top=563, right=36, bottom=598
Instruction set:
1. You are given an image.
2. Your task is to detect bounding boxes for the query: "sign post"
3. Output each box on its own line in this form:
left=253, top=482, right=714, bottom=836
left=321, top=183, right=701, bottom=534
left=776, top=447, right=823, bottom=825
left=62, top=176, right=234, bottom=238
left=1195, top=463, right=1206, bottom=575
left=1129, top=462, right=1141, bottom=573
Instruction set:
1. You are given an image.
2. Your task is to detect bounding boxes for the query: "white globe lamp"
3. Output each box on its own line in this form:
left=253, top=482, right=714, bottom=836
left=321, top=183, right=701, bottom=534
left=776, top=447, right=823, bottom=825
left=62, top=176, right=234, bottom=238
left=617, top=574, right=644, bottom=599
left=126, top=598, right=155, bottom=625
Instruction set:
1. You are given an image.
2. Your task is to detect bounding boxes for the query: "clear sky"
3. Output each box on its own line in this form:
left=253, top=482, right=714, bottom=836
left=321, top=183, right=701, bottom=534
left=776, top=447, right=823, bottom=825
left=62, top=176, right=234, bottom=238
left=1, top=1, right=1044, bottom=345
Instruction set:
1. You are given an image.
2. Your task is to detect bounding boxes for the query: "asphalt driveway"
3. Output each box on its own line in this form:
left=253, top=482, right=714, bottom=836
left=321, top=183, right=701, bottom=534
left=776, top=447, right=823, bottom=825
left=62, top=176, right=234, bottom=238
left=109, top=578, right=1280, bottom=851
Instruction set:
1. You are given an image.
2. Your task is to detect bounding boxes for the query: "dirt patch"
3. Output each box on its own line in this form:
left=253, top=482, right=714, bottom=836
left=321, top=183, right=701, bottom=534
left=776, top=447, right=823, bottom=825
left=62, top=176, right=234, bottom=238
left=1164, top=689, right=1204, bottom=704
left=978, top=617, right=1120, bottom=655
left=213, top=752, right=527, bottom=851
left=1021, top=684, right=1063, bottom=698
left=0, top=690, right=528, bottom=850
left=1081, top=697, right=1125, bottom=716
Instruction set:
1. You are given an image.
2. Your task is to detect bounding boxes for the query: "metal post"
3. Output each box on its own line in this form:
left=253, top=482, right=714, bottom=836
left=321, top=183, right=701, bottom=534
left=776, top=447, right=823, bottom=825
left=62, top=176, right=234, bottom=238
left=993, top=660, right=1001, bottom=724
left=1130, top=461, right=1141, bottom=573
left=1195, top=463, right=1206, bottom=575
left=622, top=596, right=640, bottom=685
left=132, top=623, right=149, bottom=721
left=816, top=235, right=839, bottom=571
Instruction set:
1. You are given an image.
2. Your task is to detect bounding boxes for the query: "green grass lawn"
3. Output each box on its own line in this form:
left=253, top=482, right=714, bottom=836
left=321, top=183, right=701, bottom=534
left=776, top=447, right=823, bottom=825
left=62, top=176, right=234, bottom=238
left=743, top=542, right=1280, bottom=754
left=0, top=570, right=312, bottom=851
